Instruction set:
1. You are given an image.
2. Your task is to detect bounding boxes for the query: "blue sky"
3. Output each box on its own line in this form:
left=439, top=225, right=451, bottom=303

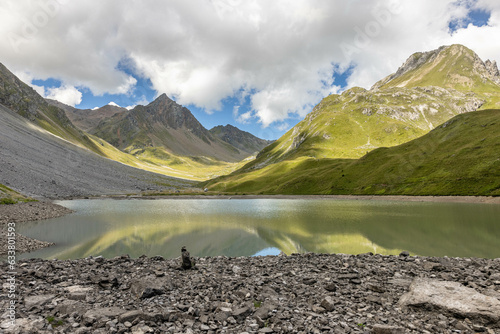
left=1, top=0, right=499, bottom=140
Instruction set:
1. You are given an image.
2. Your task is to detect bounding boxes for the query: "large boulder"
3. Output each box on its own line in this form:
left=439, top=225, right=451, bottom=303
left=399, top=278, right=500, bottom=325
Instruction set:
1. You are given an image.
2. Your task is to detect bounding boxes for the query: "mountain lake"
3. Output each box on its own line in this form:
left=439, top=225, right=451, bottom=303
left=16, top=198, right=500, bottom=260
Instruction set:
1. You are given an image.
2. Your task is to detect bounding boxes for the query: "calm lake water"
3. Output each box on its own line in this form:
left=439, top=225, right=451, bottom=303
left=17, top=198, right=500, bottom=260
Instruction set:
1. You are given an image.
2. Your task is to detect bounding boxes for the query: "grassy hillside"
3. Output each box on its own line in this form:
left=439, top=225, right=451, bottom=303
left=246, top=85, right=484, bottom=170
left=0, top=184, right=34, bottom=204
left=205, top=109, right=500, bottom=196
left=373, top=45, right=500, bottom=109
left=239, top=45, right=499, bottom=176
left=88, top=135, right=250, bottom=181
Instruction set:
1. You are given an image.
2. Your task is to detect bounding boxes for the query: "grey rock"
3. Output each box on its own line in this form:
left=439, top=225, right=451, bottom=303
left=324, top=283, right=338, bottom=292
left=320, top=296, right=336, bottom=312
left=118, top=310, right=144, bottom=323
left=399, top=278, right=500, bottom=324
left=83, top=307, right=125, bottom=325
left=371, top=324, right=405, bottom=334
left=24, top=294, right=55, bottom=308
left=130, top=278, right=166, bottom=299
left=254, top=304, right=276, bottom=320
left=233, top=306, right=252, bottom=319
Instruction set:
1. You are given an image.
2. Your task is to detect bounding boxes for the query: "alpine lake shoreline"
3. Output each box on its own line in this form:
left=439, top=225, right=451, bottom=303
left=1, top=196, right=500, bottom=333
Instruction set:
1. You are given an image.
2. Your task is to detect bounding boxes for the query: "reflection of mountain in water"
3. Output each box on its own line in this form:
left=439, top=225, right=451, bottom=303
left=17, top=199, right=500, bottom=260
left=54, top=227, right=270, bottom=259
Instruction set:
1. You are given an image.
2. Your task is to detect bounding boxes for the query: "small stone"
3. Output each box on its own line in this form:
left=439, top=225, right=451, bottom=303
left=124, top=321, right=132, bottom=328
left=24, top=294, right=55, bottom=308
left=200, top=324, right=210, bottom=331
left=303, top=278, right=317, bottom=285
left=367, top=283, right=385, bottom=293
left=119, top=310, right=144, bottom=323
left=233, top=307, right=252, bottom=319
left=324, top=283, right=337, bottom=292
left=141, top=287, right=164, bottom=299
left=399, top=251, right=410, bottom=257
left=320, top=296, right=336, bottom=312
left=372, top=324, right=405, bottom=334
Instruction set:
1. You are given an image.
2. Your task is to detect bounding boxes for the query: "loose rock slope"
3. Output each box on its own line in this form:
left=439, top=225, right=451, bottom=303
left=0, top=105, right=192, bottom=199
left=1, top=253, right=499, bottom=333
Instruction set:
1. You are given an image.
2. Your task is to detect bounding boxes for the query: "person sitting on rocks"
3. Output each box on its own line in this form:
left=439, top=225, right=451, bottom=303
left=181, top=246, right=196, bottom=269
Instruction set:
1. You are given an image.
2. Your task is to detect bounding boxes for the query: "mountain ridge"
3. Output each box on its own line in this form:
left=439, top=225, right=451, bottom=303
left=205, top=44, right=500, bottom=195
left=209, top=124, right=274, bottom=155
left=46, top=99, right=127, bottom=132
left=231, top=44, right=497, bottom=175
left=90, top=93, right=269, bottom=162
left=0, top=62, right=104, bottom=155
left=372, top=44, right=500, bottom=91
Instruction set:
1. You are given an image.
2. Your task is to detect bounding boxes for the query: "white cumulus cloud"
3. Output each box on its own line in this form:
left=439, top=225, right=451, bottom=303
left=1, top=0, right=499, bottom=128
left=45, top=85, right=82, bottom=107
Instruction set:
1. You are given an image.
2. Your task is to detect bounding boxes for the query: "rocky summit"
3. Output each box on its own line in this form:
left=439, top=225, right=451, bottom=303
left=1, top=253, right=500, bottom=333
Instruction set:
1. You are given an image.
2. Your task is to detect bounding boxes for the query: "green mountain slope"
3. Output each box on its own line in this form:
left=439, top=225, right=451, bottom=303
left=0, top=63, right=104, bottom=155
left=373, top=45, right=500, bottom=101
left=206, top=109, right=500, bottom=196
left=0, top=183, right=33, bottom=204
left=237, top=45, right=499, bottom=176
left=205, top=45, right=500, bottom=195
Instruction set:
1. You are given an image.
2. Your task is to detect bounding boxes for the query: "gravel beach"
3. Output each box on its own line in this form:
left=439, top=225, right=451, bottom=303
left=0, top=201, right=73, bottom=255
left=1, top=197, right=500, bottom=333
left=1, top=253, right=500, bottom=333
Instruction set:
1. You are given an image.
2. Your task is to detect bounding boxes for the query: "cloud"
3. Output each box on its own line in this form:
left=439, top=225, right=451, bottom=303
left=1, top=0, right=499, bottom=127
left=45, top=85, right=82, bottom=106
left=125, top=95, right=149, bottom=110
left=107, top=101, right=120, bottom=107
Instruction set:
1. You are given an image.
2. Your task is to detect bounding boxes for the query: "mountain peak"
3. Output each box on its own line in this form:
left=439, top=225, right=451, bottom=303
left=371, top=44, right=500, bottom=90
left=210, top=124, right=272, bottom=155
left=156, top=93, right=172, bottom=102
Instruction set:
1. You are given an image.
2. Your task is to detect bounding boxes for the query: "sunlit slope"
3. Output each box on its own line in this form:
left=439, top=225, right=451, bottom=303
left=0, top=183, right=33, bottom=204
left=88, top=135, right=250, bottom=181
left=248, top=86, right=482, bottom=168
left=234, top=45, right=499, bottom=175
left=373, top=44, right=500, bottom=109
left=206, top=109, right=500, bottom=196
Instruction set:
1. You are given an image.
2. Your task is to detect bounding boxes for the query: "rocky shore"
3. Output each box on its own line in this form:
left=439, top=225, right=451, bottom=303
left=0, top=201, right=73, bottom=255
left=1, top=253, right=500, bottom=333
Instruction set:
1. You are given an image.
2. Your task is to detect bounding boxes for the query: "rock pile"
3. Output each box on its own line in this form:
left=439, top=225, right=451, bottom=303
left=1, top=253, right=500, bottom=333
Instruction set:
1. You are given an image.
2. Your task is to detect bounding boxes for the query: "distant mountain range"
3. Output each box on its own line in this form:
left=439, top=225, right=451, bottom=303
left=47, top=94, right=271, bottom=163
left=205, top=45, right=500, bottom=196
left=46, top=99, right=127, bottom=132
left=0, top=60, right=272, bottom=192
left=1, top=44, right=499, bottom=198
